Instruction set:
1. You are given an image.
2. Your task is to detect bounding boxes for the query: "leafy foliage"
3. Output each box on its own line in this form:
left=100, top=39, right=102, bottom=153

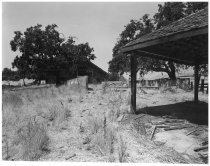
left=10, top=24, right=95, bottom=85
left=2, top=68, right=19, bottom=82
left=108, top=72, right=120, bottom=81
left=108, top=2, right=208, bottom=80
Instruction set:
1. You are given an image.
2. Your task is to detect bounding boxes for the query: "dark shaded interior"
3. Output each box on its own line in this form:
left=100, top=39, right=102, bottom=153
left=137, top=101, right=208, bottom=125
left=139, top=34, right=208, bottom=65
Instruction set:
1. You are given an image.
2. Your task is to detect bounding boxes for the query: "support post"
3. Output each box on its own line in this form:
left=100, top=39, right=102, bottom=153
left=194, top=63, right=199, bottom=102
left=200, top=79, right=204, bottom=93
left=191, top=82, right=193, bottom=90
left=130, top=53, right=137, bottom=114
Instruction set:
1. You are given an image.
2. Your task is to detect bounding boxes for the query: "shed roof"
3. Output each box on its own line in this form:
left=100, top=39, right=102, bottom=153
left=87, top=61, right=109, bottom=77
left=121, top=7, right=208, bottom=65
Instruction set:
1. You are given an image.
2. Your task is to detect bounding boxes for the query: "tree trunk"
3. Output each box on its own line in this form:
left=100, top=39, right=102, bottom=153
left=168, top=61, right=176, bottom=80
left=22, top=78, right=26, bottom=86
left=56, top=71, right=60, bottom=85
left=166, top=62, right=176, bottom=86
left=168, top=72, right=176, bottom=80
left=150, top=61, right=177, bottom=81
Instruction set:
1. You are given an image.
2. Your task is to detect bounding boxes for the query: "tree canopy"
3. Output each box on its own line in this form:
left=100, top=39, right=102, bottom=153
left=10, top=24, right=95, bottom=85
left=2, top=68, right=20, bottom=83
left=108, top=2, right=208, bottom=80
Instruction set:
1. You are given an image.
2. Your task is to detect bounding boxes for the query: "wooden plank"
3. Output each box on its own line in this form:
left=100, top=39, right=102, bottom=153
left=151, top=126, right=157, bottom=140
left=151, top=125, right=171, bottom=140
left=164, top=126, right=190, bottom=131
left=186, top=129, right=202, bottom=136
left=135, top=50, right=194, bottom=66
left=194, top=145, right=208, bottom=152
left=133, top=114, right=146, bottom=120
left=200, top=79, right=204, bottom=93
left=130, top=53, right=137, bottom=114
left=156, top=125, right=170, bottom=128
left=194, top=63, right=199, bottom=102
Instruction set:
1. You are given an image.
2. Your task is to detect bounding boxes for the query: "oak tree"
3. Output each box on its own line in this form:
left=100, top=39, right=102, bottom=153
left=108, top=2, right=208, bottom=80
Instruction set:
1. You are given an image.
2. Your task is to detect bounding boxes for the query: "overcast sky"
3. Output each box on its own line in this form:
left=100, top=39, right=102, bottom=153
left=2, top=2, right=161, bottom=72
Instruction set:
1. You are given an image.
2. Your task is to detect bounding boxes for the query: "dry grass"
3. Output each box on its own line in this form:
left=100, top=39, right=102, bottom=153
left=118, top=136, right=128, bottom=162
left=85, top=90, right=131, bottom=159
left=106, top=92, right=130, bottom=122
left=87, top=115, right=103, bottom=134
left=101, top=81, right=108, bottom=94
left=91, top=124, right=116, bottom=156
left=17, top=117, right=49, bottom=160
left=133, top=120, right=147, bottom=136
left=3, top=81, right=202, bottom=163
left=86, top=109, right=118, bottom=157
left=2, top=83, right=75, bottom=161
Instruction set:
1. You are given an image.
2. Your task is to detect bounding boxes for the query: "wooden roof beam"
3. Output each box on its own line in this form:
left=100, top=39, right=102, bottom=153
left=133, top=50, right=195, bottom=66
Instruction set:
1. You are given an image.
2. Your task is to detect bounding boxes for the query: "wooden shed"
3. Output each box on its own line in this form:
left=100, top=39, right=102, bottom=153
left=121, top=7, right=208, bottom=113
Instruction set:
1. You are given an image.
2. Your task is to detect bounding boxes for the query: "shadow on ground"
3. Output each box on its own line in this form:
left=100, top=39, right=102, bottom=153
left=137, top=101, right=208, bottom=125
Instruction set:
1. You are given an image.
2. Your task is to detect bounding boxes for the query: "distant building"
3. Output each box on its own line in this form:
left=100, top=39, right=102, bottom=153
left=46, top=61, right=109, bottom=84
left=136, top=69, right=208, bottom=89
left=85, top=61, right=109, bottom=83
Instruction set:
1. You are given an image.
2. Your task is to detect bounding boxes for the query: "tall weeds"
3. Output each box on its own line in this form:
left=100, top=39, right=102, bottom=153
left=17, top=117, right=49, bottom=160
left=118, top=136, right=128, bottom=162
left=2, top=83, right=74, bottom=160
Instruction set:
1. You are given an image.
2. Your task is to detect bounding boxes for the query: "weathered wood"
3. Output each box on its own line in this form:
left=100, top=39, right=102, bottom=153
left=133, top=114, right=146, bottom=120
left=130, top=53, right=137, bottom=114
left=194, top=63, right=199, bottom=102
left=198, top=152, right=208, bottom=159
left=200, top=79, right=205, bottom=93
left=122, top=27, right=208, bottom=54
left=97, top=145, right=105, bottom=156
left=186, top=129, right=202, bottom=136
left=151, top=121, right=167, bottom=125
left=135, top=50, right=194, bottom=65
left=151, top=126, right=157, bottom=140
left=191, top=82, right=194, bottom=90
left=65, top=153, right=76, bottom=160
left=194, top=145, right=208, bottom=152
left=156, top=125, right=170, bottom=128
left=165, top=119, right=186, bottom=123
left=162, top=115, right=177, bottom=119
left=151, top=125, right=172, bottom=140
left=164, top=126, right=190, bottom=131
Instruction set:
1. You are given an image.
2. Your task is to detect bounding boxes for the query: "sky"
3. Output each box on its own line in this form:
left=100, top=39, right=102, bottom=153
left=2, top=2, right=161, bottom=72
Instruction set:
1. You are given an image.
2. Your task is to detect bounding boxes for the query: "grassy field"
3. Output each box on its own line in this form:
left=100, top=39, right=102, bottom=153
left=2, top=83, right=208, bottom=163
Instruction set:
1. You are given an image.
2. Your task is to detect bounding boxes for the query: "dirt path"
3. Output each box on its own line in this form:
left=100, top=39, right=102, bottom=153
left=39, top=87, right=207, bottom=163
left=40, top=91, right=107, bottom=161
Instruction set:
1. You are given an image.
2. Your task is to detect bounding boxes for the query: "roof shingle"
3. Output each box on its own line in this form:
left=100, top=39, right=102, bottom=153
left=123, top=7, right=208, bottom=48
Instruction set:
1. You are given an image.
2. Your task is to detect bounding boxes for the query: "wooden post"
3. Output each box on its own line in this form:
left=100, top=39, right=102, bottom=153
left=130, top=53, right=137, bottom=114
left=194, top=63, right=199, bottom=102
left=200, top=79, right=204, bottom=93
left=206, top=85, right=208, bottom=94
left=191, top=82, right=193, bottom=90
